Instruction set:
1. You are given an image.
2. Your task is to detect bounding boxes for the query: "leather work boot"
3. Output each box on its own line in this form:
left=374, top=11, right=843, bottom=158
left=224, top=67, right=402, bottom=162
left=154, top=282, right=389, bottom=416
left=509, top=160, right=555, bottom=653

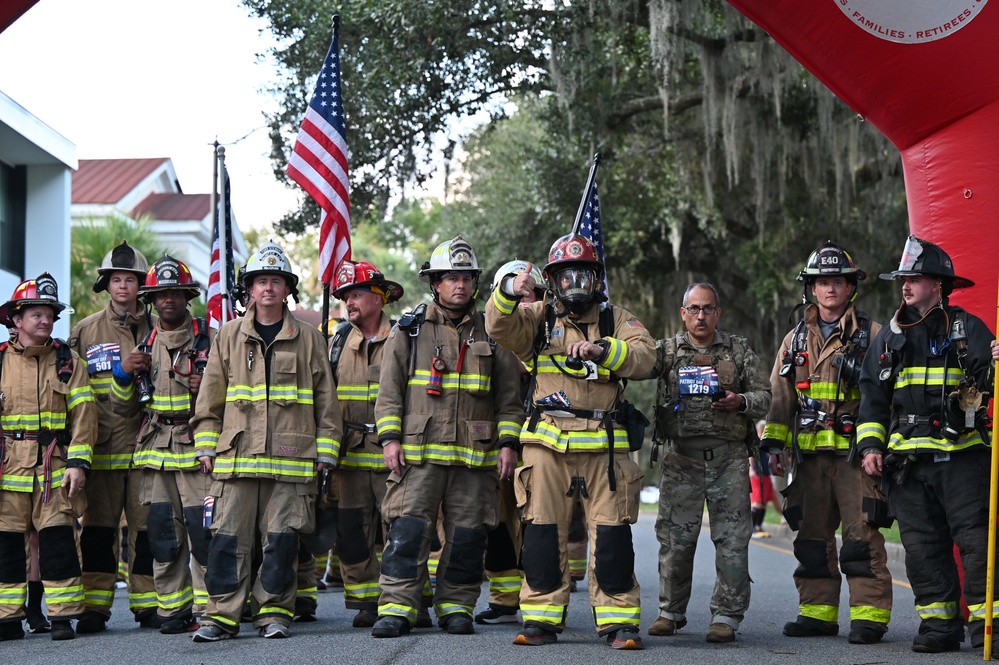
left=352, top=609, right=378, bottom=628
left=50, top=620, right=75, bottom=641
left=783, top=616, right=838, bottom=637
left=912, top=634, right=961, bottom=653
left=705, top=623, right=736, bottom=643
left=848, top=620, right=887, bottom=644
left=0, top=620, right=24, bottom=641
left=371, top=616, right=410, bottom=638
left=648, top=617, right=686, bottom=636
left=413, top=609, right=433, bottom=628
left=441, top=613, right=474, bottom=635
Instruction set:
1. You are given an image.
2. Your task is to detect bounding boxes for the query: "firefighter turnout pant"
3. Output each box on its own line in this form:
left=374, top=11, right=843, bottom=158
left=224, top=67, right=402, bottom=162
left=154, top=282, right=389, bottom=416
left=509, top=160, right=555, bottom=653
left=144, top=468, right=211, bottom=618
left=783, top=453, right=891, bottom=626
left=889, top=448, right=997, bottom=647
left=0, top=478, right=86, bottom=621
left=484, top=476, right=522, bottom=610
left=81, top=468, right=155, bottom=620
left=378, top=463, right=497, bottom=625
left=516, top=445, right=644, bottom=635
left=202, top=478, right=316, bottom=634
left=334, top=468, right=389, bottom=610
left=568, top=499, right=588, bottom=582
left=655, top=440, right=752, bottom=628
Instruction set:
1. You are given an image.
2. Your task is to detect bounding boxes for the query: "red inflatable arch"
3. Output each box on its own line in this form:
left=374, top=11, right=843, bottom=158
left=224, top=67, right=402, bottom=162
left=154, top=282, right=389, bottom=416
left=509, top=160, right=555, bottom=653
left=727, top=0, right=999, bottom=324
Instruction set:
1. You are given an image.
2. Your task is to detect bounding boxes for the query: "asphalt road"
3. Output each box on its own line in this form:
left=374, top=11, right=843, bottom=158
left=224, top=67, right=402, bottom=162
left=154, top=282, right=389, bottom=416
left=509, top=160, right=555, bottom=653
left=10, top=511, right=993, bottom=664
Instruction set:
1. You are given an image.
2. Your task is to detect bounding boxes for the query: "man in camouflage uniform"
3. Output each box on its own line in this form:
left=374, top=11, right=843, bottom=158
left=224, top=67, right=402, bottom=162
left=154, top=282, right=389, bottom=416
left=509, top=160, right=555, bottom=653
left=649, top=283, right=770, bottom=643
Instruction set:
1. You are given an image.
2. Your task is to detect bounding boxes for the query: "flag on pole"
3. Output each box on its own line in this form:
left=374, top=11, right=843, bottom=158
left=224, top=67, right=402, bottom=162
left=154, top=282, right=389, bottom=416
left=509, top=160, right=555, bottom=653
left=577, top=177, right=609, bottom=298
left=207, top=160, right=235, bottom=329
left=286, top=19, right=351, bottom=285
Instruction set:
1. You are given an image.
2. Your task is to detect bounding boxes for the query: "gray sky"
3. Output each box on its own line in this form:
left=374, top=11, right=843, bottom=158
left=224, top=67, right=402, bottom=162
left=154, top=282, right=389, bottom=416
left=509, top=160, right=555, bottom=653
left=0, top=0, right=302, bottom=231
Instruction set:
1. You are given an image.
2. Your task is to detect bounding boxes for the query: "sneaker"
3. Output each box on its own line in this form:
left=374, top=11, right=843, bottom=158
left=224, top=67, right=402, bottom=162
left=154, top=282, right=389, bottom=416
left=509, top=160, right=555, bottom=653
left=783, top=616, right=838, bottom=637
left=414, top=609, right=433, bottom=628
left=160, top=613, right=198, bottom=634
left=475, top=606, right=519, bottom=624
left=609, top=626, right=644, bottom=650
left=912, top=634, right=961, bottom=653
left=25, top=608, right=51, bottom=634
left=372, top=616, right=410, bottom=638
left=848, top=620, right=887, bottom=645
left=50, top=619, right=74, bottom=641
left=193, top=624, right=233, bottom=642
left=353, top=609, right=378, bottom=628
left=0, top=621, right=24, bottom=641
left=514, top=624, right=558, bottom=646
left=74, top=611, right=105, bottom=634
left=705, top=623, right=736, bottom=643
left=751, top=528, right=771, bottom=539
left=441, top=613, right=474, bottom=635
left=260, top=623, right=290, bottom=639
left=648, top=617, right=686, bottom=636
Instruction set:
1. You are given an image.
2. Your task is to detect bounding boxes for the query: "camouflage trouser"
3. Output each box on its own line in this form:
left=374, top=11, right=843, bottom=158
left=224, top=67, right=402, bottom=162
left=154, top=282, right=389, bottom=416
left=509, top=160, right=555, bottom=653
left=655, top=440, right=751, bottom=628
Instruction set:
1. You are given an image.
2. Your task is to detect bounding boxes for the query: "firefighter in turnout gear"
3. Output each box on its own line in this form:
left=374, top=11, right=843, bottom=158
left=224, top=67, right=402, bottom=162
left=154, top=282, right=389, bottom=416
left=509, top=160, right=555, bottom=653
left=475, top=260, right=545, bottom=627
left=649, top=283, right=771, bottom=644
left=760, top=241, right=891, bottom=644
left=486, top=233, right=655, bottom=650
left=371, top=236, right=524, bottom=639
left=192, top=242, right=342, bottom=641
left=71, top=241, right=158, bottom=632
left=0, top=274, right=97, bottom=641
left=859, top=236, right=998, bottom=654
left=110, top=256, right=212, bottom=634
left=329, top=260, right=403, bottom=628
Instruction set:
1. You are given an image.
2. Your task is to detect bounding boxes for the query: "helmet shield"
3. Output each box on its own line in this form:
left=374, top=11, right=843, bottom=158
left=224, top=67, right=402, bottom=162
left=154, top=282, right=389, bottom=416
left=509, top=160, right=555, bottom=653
left=878, top=235, right=974, bottom=291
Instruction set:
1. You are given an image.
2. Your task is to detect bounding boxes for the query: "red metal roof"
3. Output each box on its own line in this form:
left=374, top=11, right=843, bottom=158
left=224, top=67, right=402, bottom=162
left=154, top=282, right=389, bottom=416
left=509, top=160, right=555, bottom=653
left=0, top=0, right=38, bottom=34
left=72, top=158, right=171, bottom=205
left=131, top=193, right=210, bottom=221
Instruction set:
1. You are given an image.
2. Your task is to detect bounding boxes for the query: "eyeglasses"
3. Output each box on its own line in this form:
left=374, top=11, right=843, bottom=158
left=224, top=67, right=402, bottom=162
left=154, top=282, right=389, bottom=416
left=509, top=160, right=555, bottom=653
left=684, top=305, right=718, bottom=316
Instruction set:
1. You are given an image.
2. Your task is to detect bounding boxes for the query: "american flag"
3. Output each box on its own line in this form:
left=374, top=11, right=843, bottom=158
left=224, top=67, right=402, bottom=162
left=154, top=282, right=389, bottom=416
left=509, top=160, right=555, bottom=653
left=207, top=159, right=235, bottom=329
left=286, top=21, right=352, bottom=285
left=578, top=177, right=609, bottom=297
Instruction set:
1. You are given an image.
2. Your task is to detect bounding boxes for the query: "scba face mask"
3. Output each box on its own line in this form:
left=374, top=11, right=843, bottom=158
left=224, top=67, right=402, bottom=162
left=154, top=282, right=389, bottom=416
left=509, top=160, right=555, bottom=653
left=555, top=267, right=596, bottom=311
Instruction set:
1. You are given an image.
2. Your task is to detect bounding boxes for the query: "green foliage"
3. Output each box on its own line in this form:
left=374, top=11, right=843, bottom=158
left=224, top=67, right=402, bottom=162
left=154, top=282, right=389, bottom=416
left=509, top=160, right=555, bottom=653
left=69, top=216, right=166, bottom=327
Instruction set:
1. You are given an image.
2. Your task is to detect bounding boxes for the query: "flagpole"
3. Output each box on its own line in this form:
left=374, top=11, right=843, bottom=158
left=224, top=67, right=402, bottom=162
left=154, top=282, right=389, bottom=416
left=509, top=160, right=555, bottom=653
left=210, top=141, right=219, bottom=313
left=319, top=12, right=340, bottom=342
left=984, top=274, right=999, bottom=661
left=571, top=153, right=602, bottom=235
left=217, top=146, right=230, bottom=325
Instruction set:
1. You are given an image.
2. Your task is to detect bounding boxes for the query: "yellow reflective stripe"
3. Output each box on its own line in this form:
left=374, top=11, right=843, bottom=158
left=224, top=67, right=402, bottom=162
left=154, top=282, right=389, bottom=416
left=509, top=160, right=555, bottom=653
left=226, top=384, right=267, bottom=401
left=0, top=588, right=26, bottom=605
left=213, top=456, right=316, bottom=478
left=967, top=602, right=999, bottom=621
left=801, top=382, right=860, bottom=401
left=148, top=394, right=193, bottom=411
left=85, top=589, right=115, bottom=607
left=132, top=449, right=201, bottom=469
left=204, top=613, right=239, bottom=628
left=896, top=366, right=964, bottom=388
left=497, top=420, right=521, bottom=440
left=317, top=437, right=339, bottom=459
left=488, top=576, right=522, bottom=593
left=65, top=385, right=94, bottom=410
left=1, top=413, right=68, bottom=429
left=526, top=422, right=630, bottom=453
left=593, top=605, right=640, bottom=626
left=762, top=422, right=791, bottom=445
left=520, top=603, right=565, bottom=624
left=801, top=604, right=838, bottom=622
left=269, top=385, right=314, bottom=404
left=378, top=603, right=418, bottom=621
left=600, top=338, right=627, bottom=371
left=857, top=421, right=886, bottom=443
left=337, top=384, right=370, bottom=401
left=399, top=443, right=500, bottom=467
left=916, top=601, right=959, bottom=620
left=111, top=380, right=135, bottom=401
left=67, top=441, right=93, bottom=465
left=195, top=430, right=219, bottom=450
left=569, top=558, right=587, bottom=575
left=129, top=591, right=158, bottom=609
left=410, top=370, right=491, bottom=391
left=888, top=430, right=986, bottom=453
left=377, top=416, right=401, bottom=437
left=850, top=606, right=891, bottom=623
left=436, top=602, right=474, bottom=617
left=796, top=429, right=851, bottom=452
left=344, top=581, right=380, bottom=600
left=491, top=287, right=518, bottom=315
left=258, top=605, right=294, bottom=618
left=158, top=585, right=193, bottom=609
left=45, top=584, right=84, bottom=604
left=89, top=376, right=112, bottom=395
left=92, top=453, right=134, bottom=471
left=340, top=450, right=388, bottom=470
